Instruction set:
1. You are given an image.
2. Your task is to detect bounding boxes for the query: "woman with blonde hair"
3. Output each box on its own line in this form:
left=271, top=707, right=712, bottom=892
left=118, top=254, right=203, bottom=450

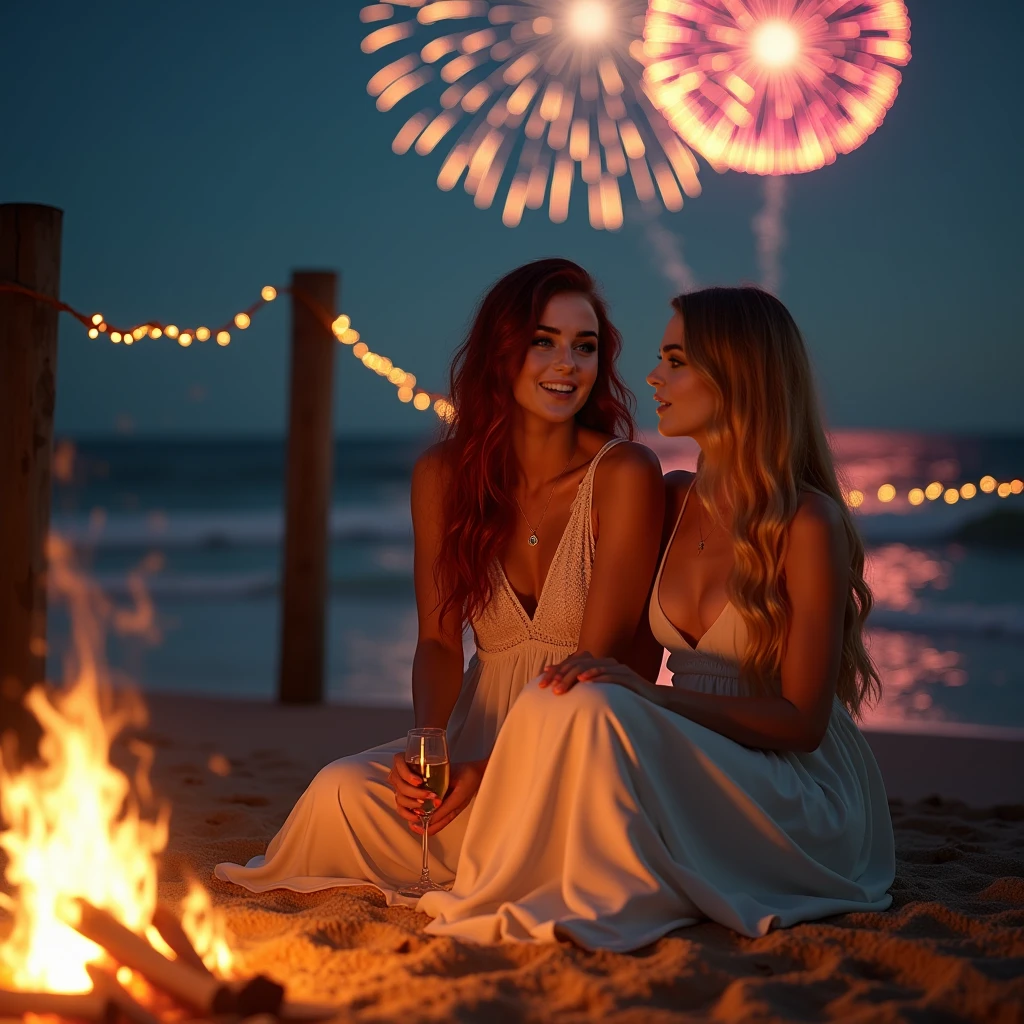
left=420, top=286, right=895, bottom=950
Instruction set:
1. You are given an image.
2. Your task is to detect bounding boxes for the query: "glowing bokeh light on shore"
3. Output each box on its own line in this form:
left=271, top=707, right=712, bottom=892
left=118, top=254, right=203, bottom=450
left=360, top=0, right=702, bottom=229
left=643, top=0, right=912, bottom=175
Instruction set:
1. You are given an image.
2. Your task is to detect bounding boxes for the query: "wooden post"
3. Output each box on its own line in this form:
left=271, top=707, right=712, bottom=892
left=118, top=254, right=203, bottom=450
left=0, top=204, right=62, bottom=764
left=277, top=271, right=338, bottom=704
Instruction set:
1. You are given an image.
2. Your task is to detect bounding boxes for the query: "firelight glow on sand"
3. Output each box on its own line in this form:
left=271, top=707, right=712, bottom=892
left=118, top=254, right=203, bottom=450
left=361, top=0, right=702, bottom=230
left=643, top=0, right=912, bottom=176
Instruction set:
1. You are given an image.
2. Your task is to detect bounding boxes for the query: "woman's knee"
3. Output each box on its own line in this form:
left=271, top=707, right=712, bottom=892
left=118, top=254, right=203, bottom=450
left=528, top=679, right=629, bottom=722
left=311, top=752, right=385, bottom=802
left=565, top=681, right=628, bottom=718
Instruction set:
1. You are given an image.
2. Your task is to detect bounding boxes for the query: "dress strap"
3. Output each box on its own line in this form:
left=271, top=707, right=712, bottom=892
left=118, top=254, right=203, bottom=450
left=651, top=475, right=697, bottom=596
left=578, top=437, right=628, bottom=543
left=584, top=437, right=628, bottom=483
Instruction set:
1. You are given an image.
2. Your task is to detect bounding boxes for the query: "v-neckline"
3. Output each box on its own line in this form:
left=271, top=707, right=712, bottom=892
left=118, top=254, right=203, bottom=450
left=497, top=438, right=619, bottom=625
left=655, top=478, right=733, bottom=652
left=499, top=481, right=585, bottom=625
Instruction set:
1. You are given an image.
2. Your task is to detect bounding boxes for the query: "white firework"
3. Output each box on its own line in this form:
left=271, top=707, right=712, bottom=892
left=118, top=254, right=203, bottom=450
left=361, top=0, right=702, bottom=229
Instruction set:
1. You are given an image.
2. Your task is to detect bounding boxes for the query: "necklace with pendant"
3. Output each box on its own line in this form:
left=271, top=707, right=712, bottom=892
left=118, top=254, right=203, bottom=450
left=514, top=441, right=578, bottom=547
left=696, top=496, right=720, bottom=554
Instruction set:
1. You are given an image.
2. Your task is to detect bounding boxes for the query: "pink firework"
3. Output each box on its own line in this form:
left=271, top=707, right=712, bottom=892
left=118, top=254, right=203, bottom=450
left=642, top=0, right=912, bottom=175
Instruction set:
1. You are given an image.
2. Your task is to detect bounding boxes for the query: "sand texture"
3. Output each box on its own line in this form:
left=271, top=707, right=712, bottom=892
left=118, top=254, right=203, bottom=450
left=132, top=695, right=1024, bottom=1023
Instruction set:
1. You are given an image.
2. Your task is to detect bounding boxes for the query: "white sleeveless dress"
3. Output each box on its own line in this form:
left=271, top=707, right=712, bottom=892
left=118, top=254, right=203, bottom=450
left=420, top=488, right=896, bottom=949
left=214, top=439, right=627, bottom=902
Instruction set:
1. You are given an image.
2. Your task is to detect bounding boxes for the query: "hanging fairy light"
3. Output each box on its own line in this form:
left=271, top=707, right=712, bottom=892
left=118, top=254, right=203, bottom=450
left=642, top=0, right=912, bottom=176
left=847, top=477, right=1024, bottom=510
left=0, top=281, right=450, bottom=419
left=361, top=0, right=702, bottom=229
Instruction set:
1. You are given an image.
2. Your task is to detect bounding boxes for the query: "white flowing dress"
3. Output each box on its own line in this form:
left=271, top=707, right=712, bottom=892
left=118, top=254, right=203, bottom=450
left=420, top=491, right=896, bottom=949
left=215, top=439, right=627, bottom=902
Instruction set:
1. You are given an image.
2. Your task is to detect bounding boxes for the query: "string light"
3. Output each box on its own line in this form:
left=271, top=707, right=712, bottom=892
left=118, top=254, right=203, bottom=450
left=846, top=477, right=1024, bottom=510
left=0, top=280, right=450, bottom=419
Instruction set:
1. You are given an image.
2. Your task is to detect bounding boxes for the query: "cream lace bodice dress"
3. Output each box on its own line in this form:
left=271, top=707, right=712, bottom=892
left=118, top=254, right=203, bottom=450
left=420, top=485, right=896, bottom=949
left=215, top=439, right=626, bottom=902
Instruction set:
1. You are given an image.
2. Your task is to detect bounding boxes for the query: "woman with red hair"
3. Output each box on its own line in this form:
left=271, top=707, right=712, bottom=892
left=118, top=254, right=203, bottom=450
left=216, top=258, right=664, bottom=900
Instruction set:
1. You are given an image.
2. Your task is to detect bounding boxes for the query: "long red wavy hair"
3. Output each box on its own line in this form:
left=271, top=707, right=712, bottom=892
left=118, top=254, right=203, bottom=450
left=436, top=259, right=635, bottom=633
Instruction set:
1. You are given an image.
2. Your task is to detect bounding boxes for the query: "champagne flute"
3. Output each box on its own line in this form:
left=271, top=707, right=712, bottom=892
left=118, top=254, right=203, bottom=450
left=398, top=727, right=451, bottom=897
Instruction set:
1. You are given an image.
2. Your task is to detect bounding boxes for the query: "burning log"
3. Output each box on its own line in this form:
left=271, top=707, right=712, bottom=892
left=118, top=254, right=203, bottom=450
left=61, top=898, right=284, bottom=1018
left=151, top=903, right=213, bottom=977
left=0, top=988, right=115, bottom=1021
left=0, top=964, right=160, bottom=1024
left=87, top=963, right=163, bottom=1024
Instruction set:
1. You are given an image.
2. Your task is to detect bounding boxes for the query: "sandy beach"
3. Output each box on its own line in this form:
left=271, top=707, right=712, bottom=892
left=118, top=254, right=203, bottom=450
left=141, top=693, right=1024, bottom=1023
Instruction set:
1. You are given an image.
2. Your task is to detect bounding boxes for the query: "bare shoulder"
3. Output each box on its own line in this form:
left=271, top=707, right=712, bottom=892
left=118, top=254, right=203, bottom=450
left=599, top=439, right=662, bottom=474
left=593, top=440, right=663, bottom=496
left=663, top=469, right=695, bottom=520
left=591, top=441, right=664, bottom=533
left=788, top=490, right=848, bottom=561
left=664, top=468, right=695, bottom=494
left=412, top=441, right=454, bottom=507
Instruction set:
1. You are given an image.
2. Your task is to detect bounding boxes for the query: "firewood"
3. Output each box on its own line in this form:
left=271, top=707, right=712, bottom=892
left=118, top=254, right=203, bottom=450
left=87, top=963, right=163, bottom=1024
left=62, top=898, right=284, bottom=1017
left=61, top=897, right=228, bottom=1014
left=151, top=903, right=213, bottom=976
left=0, top=987, right=114, bottom=1021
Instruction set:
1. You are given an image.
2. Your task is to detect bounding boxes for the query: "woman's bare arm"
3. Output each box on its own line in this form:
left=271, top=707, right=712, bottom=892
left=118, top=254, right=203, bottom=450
left=409, top=445, right=466, bottom=729
left=575, top=442, right=665, bottom=662
left=651, top=492, right=849, bottom=751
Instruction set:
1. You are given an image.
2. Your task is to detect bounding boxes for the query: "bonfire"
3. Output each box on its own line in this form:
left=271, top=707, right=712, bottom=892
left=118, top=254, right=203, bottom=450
left=0, top=538, right=295, bottom=1021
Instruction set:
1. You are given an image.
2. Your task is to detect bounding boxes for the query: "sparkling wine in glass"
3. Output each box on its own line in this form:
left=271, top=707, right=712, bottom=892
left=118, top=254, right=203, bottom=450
left=398, top=727, right=451, bottom=898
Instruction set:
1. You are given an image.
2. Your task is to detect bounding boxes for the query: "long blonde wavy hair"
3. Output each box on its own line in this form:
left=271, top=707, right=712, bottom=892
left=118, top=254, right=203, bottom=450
left=673, top=286, right=880, bottom=717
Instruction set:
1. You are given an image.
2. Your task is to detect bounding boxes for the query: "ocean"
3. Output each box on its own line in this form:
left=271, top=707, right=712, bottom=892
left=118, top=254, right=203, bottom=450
left=47, top=431, right=1024, bottom=736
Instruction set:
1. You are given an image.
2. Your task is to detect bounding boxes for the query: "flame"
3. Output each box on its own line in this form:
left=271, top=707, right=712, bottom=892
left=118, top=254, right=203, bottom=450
left=181, top=879, right=234, bottom=977
left=0, top=536, right=232, bottom=992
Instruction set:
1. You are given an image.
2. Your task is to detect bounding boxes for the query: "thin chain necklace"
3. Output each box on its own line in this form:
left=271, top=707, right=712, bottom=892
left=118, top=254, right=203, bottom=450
left=514, top=441, right=578, bottom=547
left=696, top=494, right=720, bottom=554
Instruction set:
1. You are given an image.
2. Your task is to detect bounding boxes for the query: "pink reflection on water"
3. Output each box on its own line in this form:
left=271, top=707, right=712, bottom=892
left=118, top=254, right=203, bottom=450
left=831, top=431, right=961, bottom=514
left=640, top=430, right=969, bottom=515
left=865, top=544, right=950, bottom=611
left=861, top=629, right=968, bottom=729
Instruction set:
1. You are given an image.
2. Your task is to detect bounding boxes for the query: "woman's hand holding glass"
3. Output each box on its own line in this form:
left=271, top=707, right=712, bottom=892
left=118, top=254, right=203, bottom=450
left=389, top=752, right=435, bottom=825
left=389, top=753, right=485, bottom=834
left=539, top=651, right=663, bottom=702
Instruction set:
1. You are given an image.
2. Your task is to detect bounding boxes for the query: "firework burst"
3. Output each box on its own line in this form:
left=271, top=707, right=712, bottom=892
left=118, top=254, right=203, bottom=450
left=642, top=0, right=912, bottom=176
left=361, top=0, right=702, bottom=229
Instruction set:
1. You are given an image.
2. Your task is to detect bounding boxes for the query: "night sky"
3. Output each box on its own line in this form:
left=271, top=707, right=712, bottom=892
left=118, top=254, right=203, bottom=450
left=5, top=0, right=1022, bottom=437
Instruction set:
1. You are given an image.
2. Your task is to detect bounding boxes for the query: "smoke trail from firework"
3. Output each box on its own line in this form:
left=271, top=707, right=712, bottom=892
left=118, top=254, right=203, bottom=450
left=752, top=177, right=786, bottom=294
left=644, top=212, right=697, bottom=294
